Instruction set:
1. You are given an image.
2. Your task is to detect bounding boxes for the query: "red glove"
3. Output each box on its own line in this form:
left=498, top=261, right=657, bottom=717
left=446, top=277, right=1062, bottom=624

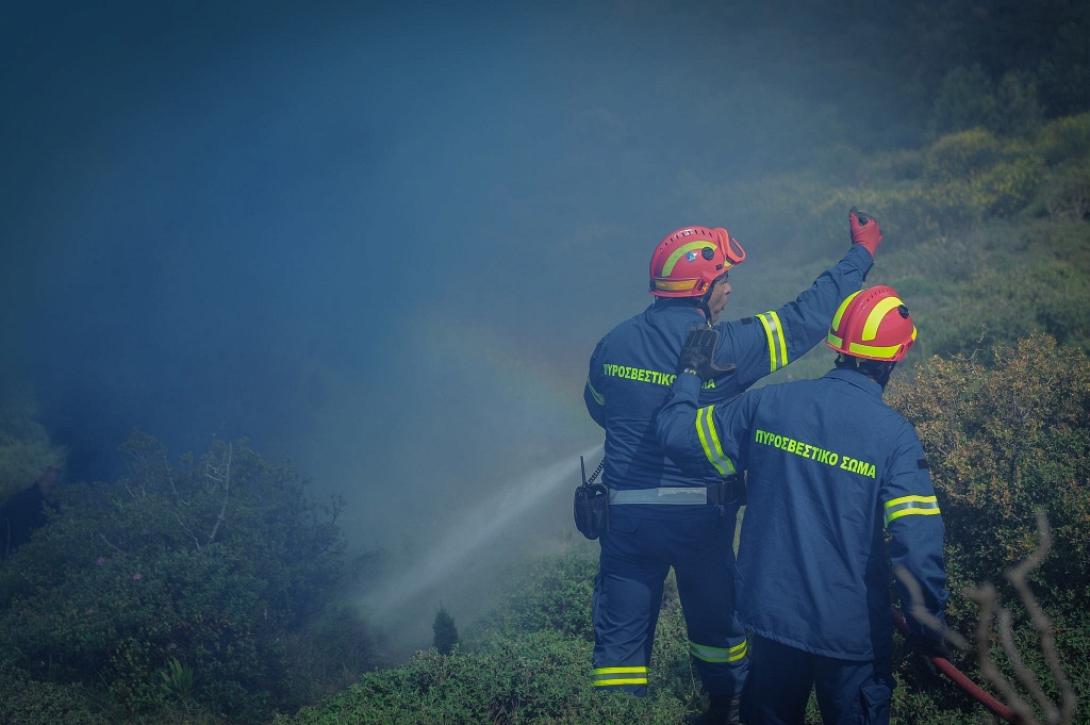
left=850, top=207, right=882, bottom=257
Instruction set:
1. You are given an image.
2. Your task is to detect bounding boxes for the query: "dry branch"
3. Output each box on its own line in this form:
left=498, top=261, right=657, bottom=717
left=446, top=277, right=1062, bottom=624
left=1003, top=511, right=1076, bottom=725
left=206, top=442, right=232, bottom=545
left=966, top=583, right=1037, bottom=724
left=964, top=511, right=1077, bottom=725
left=897, top=511, right=1077, bottom=724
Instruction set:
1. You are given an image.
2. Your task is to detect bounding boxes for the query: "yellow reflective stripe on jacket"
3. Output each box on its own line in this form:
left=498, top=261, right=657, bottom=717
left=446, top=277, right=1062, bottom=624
left=770, top=311, right=788, bottom=368
left=884, top=494, right=941, bottom=525
left=689, top=639, right=748, bottom=663
left=756, top=311, right=788, bottom=372
left=586, top=378, right=605, bottom=405
left=592, top=665, right=648, bottom=686
left=695, top=405, right=736, bottom=476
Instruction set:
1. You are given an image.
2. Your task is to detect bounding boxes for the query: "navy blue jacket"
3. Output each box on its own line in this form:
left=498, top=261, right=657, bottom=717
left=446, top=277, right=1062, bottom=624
left=656, top=367, right=948, bottom=660
left=584, top=245, right=873, bottom=493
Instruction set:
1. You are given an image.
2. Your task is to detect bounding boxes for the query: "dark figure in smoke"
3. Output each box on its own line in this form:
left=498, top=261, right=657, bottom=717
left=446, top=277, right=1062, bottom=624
left=0, top=465, right=60, bottom=560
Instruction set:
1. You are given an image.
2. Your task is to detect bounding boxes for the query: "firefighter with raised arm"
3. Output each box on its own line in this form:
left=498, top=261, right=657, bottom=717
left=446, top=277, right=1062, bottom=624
left=582, top=211, right=879, bottom=722
left=655, top=285, right=949, bottom=724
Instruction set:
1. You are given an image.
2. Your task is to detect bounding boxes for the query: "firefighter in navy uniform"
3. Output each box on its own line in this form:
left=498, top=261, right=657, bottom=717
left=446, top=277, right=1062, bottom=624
left=656, top=286, right=948, bottom=725
left=583, top=211, right=879, bottom=722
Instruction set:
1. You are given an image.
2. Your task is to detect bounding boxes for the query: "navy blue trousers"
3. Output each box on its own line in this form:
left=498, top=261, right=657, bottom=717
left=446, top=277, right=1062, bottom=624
left=592, top=505, right=748, bottom=697
left=744, top=635, right=894, bottom=724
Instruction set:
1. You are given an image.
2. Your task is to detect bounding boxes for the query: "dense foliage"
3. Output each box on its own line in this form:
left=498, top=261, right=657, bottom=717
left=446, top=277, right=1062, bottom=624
left=888, top=334, right=1090, bottom=721
left=0, top=434, right=376, bottom=723
left=287, top=552, right=699, bottom=724
left=286, top=334, right=1089, bottom=724
left=0, top=398, right=64, bottom=502
left=433, top=607, right=460, bottom=656
left=718, top=110, right=1090, bottom=392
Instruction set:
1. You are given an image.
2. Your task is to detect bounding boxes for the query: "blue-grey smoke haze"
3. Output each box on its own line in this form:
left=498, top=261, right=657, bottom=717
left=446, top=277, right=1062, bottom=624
left=2, top=1, right=920, bottom=644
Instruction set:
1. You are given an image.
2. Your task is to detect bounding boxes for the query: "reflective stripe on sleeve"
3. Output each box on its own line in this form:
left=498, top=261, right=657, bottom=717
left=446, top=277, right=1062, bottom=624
left=756, top=311, right=788, bottom=372
left=592, top=665, right=648, bottom=686
left=586, top=378, right=605, bottom=405
left=689, top=639, right=748, bottom=663
left=695, top=405, right=736, bottom=476
left=884, top=494, right=941, bottom=525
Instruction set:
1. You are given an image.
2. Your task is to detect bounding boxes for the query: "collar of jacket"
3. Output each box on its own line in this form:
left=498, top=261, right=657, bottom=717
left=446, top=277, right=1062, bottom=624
left=823, top=366, right=885, bottom=398
left=649, top=299, right=705, bottom=319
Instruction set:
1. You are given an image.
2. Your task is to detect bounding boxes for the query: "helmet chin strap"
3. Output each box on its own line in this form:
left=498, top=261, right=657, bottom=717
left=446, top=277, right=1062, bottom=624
left=699, top=277, right=724, bottom=328
left=699, top=298, right=713, bottom=328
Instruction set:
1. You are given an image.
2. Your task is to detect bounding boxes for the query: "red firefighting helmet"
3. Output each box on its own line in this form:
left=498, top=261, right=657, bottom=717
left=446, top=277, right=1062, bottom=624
left=649, top=225, right=747, bottom=298
left=825, top=285, right=917, bottom=362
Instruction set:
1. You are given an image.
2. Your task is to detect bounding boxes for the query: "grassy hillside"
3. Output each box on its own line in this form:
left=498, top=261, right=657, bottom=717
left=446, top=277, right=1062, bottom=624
left=285, top=118, right=1090, bottom=724
left=286, top=334, right=1088, bottom=725
left=715, top=113, right=1090, bottom=385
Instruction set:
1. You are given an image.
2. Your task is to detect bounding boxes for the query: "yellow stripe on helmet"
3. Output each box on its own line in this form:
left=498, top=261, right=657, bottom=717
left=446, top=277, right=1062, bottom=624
left=654, top=278, right=698, bottom=292
left=660, top=241, right=715, bottom=276
left=846, top=341, right=903, bottom=360
left=862, top=296, right=905, bottom=341
left=831, top=291, right=862, bottom=334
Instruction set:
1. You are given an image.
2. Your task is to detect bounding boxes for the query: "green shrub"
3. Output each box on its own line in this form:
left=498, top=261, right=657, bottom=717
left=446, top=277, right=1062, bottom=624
left=888, top=334, right=1090, bottom=718
left=993, top=72, right=1044, bottom=138
left=279, top=604, right=381, bottom=708
left=925, top=128, right=1005, bottom=180
left=0, top=664, right=105, bottom=725
left=433, top=607, right=459, bottom=655
left=929, top=66, right=999, bottom=138
left=0, top=401, right=64, bottom=501
left=972, top=155, right=1046, bottom=216
left=1035, top=112, right=1090, bottom=165
left=890, top=334, right=1090, bottom=603
left=0, top=434, right=368, bottom=723
left=1039, top=162, right=1090, bottom=221
left=285, top=629, right=691, bottom=724
left=482, top=548, right=597, bottom=641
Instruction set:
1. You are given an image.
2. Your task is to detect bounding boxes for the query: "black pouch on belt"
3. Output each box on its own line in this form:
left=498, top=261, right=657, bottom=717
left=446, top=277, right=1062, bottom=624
left=707, top=474, right=746, bottom=506
left=574, top=456, right=609, bottom=540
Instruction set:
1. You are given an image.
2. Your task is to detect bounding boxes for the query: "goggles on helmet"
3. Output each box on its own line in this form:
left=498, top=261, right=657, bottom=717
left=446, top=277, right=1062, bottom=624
left=649, top=226, right=747, bottom=298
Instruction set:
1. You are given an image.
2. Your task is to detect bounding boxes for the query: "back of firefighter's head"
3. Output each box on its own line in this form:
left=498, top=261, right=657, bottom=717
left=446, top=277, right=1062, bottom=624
left=825, top=285, right=917, bottom=387
left=648, top=225, right=747, bottom=322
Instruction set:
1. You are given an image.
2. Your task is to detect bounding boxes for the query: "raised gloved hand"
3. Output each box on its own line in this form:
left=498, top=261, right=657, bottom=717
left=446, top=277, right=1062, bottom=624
left=850, top=207, right=882, bottom=257
left=679, top=327, right=736, bottom=381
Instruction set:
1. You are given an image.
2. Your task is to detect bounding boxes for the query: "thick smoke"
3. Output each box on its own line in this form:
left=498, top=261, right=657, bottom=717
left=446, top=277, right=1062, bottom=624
left=2, top=1, right=946, bottom=649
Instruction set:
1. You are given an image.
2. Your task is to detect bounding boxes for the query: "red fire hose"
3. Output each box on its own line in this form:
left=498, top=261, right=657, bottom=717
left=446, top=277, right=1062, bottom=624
left=892, top=609, right=1018, bottom=723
